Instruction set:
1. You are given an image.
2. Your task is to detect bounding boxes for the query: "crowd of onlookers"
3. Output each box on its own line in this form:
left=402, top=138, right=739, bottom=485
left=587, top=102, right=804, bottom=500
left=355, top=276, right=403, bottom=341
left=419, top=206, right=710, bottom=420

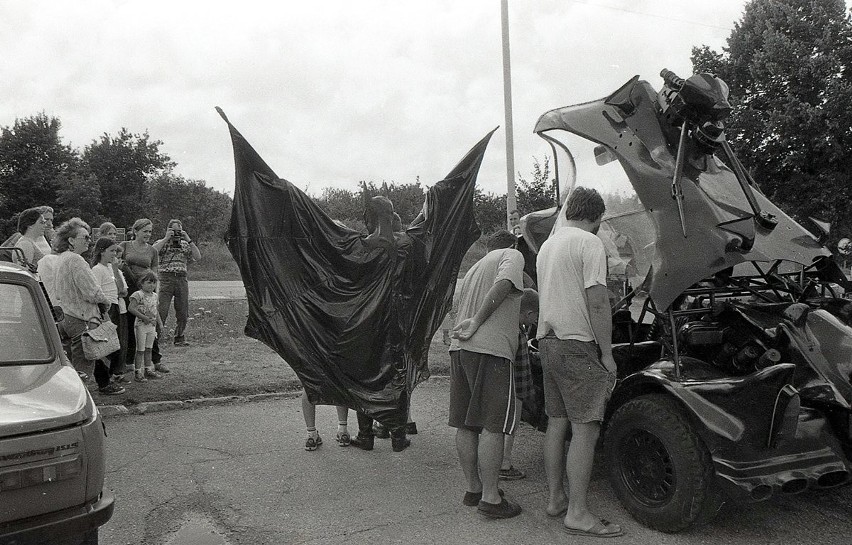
left=2, top=206, right=201, bottom=396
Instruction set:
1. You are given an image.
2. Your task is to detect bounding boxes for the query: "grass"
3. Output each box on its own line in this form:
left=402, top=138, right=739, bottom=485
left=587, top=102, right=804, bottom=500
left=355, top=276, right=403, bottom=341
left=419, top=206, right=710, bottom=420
left=187, top=241, right=241, bottom=281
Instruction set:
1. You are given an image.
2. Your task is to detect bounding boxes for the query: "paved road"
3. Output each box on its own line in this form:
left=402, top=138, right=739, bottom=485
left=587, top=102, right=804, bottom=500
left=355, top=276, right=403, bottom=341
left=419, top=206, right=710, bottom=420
left=99, top=380, right=852, bottom=545
left=189, top=281, right=246, bottom=300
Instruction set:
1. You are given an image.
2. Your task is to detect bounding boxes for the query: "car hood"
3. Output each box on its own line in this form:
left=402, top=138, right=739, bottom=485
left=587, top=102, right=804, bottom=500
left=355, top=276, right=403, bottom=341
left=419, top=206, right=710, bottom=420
left=0, top=364, right=92, bottom=436
left=533, top=76, right=838, bottom=310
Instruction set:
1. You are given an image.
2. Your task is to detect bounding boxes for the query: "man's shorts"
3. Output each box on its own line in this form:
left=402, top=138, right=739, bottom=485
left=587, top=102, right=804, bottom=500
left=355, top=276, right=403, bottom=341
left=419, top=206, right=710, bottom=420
left=539, top=337, right=616, bottom=423
left=448, top=350, right=517, bottom=434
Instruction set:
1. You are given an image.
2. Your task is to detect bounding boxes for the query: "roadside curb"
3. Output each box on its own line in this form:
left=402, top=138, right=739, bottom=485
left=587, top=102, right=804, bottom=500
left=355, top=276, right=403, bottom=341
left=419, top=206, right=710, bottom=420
left=96, top=375, right=450, bottom=418
left=97, top=391, right=302, bottom=418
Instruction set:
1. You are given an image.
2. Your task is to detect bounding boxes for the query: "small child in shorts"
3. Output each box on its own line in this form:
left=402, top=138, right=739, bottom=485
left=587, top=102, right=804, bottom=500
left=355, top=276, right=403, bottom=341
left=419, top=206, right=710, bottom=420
left=128, top=270, right=164, bottom=382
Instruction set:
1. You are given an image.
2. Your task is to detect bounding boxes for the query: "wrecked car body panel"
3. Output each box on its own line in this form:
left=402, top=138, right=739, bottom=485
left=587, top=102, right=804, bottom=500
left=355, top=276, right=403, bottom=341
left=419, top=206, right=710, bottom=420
left=533, top=77, right=845, bottom=312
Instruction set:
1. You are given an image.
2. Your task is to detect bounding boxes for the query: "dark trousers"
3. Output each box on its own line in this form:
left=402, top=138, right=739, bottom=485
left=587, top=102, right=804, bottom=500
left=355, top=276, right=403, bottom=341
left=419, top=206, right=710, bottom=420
left=356, top=412, right=406, bottom=439
left=158, top=272, right=189, bottom=341
left=106, top=303, right=128, bottom=376
left=58, top=314, right=111, bottom=388
left=58, top=314, right=90, bottom=373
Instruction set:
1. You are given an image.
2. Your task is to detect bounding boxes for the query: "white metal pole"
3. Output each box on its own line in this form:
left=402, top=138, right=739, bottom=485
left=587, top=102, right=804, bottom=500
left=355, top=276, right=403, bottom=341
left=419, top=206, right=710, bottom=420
left=501, top=0, right=517, bottom=227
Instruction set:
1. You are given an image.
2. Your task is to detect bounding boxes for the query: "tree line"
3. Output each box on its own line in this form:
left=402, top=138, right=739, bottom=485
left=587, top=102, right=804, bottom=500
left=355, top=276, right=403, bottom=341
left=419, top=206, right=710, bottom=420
left=0, top=114, right=232, bottom=242
left=0, top=112, right=564, bottom=242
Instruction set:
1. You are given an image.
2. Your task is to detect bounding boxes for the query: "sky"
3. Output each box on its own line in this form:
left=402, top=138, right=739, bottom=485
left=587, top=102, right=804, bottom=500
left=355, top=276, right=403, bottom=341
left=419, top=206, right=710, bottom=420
left=1, top=0, right=754, bottom=199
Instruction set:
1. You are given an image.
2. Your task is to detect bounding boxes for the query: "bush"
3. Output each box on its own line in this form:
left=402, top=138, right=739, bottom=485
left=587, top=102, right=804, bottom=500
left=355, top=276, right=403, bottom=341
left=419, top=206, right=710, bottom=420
left=188, top=240, right=241, bottom=281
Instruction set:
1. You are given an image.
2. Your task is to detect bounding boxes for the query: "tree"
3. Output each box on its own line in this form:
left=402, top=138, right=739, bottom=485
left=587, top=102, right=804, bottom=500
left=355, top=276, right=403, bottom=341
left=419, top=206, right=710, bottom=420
left=473, top=189, right=507, bottom=234
left=81, top=128, right=175, bottom=227
left=691, top=0, right=852, bottom=244
left=147, top=172, right=232, bottom=242
left=0, top=113, right=78, bottom=238
left=358, top=181, right=426, bottom=225
left=315, top=186, right=362, bottom=223
left=55, top=172, right=102, bottom=226
left=516, top=156, right=557, bottom=216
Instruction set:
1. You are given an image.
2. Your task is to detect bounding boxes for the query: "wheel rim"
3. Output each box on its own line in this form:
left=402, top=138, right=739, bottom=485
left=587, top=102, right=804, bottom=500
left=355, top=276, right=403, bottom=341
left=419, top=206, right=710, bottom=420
left=618, top=429, right=676, bottom=507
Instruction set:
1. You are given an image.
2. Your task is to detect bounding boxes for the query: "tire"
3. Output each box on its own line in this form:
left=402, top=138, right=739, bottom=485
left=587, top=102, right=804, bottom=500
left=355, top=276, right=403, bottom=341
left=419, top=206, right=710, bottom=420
left=80, top=529, right=98, bottom=545
left=604, top=394, right=722, bottom=532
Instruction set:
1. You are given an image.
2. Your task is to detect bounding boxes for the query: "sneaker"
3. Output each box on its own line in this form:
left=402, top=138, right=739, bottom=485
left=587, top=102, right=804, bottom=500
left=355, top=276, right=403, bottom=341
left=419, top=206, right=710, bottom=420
left=112, top=373, right=133, bottom=384
left=373, top=423, right=390, bottom=439
left=173, top=340, right=190, bottom=347
left=336, top=432, right=351, bottom=447
left=350, top=434, right=374, bottom=451
left=145, top=369, right=163, bottom=379
left=134, top=371, right=147, bottom=383
left=498, top=466, right=527, bottom=481
left=98, top=383, right=126, bottom=395
left=154, top=363, right=171, bottom=373
left=305, top=435, right=322, bottom=451
left=477, top=498, right=522, bottom=519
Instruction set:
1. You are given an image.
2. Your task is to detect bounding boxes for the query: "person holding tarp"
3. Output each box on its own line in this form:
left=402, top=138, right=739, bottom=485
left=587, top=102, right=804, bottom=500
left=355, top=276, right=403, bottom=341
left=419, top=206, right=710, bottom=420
left=217, top=106, right=492, bottom=447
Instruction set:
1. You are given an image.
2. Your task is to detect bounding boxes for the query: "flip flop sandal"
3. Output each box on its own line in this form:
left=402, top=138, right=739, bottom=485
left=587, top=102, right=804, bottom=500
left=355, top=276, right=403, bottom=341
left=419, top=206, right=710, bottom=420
left=562, top=518, right=624, bottom=538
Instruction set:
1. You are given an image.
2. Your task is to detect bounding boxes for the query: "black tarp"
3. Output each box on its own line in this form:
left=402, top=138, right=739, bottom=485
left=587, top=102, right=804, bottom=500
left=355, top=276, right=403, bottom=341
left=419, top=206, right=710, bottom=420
left=219, top=108, right=493, bottom=427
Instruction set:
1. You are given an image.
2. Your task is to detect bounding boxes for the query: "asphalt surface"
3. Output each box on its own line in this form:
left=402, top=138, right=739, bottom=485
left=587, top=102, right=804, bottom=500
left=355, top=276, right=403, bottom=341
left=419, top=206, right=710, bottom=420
left=188, top=281, right=246, bottom=300
left=98, top=379, right=852, bottom=545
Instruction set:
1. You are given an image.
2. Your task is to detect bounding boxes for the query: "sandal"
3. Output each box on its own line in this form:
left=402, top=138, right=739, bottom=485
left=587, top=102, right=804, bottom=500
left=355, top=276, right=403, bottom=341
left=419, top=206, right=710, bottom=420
left=498, top=465, right=527, bottom=480
left=562, top=518, right=624, bottom=538
left=304, top=435, right=323, bottom=451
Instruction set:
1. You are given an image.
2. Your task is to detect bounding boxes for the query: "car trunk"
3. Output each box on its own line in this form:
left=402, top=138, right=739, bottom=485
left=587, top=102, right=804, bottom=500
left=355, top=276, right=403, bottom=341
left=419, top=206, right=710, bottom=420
left=0, top=364, right=92, bottom=523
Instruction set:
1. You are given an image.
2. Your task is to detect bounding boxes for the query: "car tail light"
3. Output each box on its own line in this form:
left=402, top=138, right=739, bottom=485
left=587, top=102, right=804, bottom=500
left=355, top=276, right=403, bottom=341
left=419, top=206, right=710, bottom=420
left=0, top=457, right=81, bottom=492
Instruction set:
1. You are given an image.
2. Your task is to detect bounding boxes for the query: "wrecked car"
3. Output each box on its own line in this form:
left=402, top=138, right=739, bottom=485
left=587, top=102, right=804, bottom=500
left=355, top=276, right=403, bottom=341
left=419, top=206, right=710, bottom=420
left=519, top=70, right=852, bottom=532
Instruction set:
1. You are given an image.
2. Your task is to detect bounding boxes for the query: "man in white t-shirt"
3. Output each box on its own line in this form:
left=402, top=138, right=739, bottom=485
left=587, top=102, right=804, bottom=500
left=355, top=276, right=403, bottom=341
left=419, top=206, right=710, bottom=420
left=536, top=187, right=624, bottom=537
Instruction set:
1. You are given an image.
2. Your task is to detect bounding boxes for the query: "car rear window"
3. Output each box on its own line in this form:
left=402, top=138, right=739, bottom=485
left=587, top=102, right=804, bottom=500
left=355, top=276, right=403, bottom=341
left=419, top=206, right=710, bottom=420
left=0, top=283, right=52, bottom=364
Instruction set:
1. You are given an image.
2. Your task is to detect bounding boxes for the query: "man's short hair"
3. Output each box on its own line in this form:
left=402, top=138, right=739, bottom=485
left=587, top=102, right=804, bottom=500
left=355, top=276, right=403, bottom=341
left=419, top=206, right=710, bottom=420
left=520, top=288, right=539, bottom=314
left=487, top=230, right=517, bottom=251
left=564, top=186, right=606, bottom=222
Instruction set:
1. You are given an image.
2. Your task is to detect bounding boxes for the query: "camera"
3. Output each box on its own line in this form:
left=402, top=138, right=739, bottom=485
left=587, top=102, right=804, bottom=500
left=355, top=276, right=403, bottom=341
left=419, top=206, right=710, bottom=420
left=171, top=229, right=183, bottom=248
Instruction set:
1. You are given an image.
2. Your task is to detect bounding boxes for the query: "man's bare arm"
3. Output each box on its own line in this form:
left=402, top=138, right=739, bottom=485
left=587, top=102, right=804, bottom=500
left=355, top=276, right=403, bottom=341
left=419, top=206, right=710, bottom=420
left=586, top=283, right=615, bottom=374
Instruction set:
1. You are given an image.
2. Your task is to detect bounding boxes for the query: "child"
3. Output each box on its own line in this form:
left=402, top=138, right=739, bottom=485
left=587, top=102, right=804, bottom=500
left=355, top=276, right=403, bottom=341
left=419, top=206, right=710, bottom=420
left=128, top=270, right=164, bottom=382
left=90, top=237, right=128, bottom=394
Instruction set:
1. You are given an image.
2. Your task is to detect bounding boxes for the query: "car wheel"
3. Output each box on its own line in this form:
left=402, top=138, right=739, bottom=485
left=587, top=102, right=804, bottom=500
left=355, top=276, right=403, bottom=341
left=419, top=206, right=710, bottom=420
left=79, top=529, right=98, bottom=545
left=604, top=394, right=722, bottom=532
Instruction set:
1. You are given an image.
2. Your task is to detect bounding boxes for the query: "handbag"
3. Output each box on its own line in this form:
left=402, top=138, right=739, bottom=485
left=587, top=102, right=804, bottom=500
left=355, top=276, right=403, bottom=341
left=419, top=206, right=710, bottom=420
left=82, top=315, right=120, bottom=360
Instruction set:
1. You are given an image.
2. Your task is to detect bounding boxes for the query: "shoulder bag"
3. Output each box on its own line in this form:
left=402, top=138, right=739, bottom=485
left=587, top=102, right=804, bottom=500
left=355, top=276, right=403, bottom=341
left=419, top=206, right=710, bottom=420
left=82, top=314, right=120, bottom=361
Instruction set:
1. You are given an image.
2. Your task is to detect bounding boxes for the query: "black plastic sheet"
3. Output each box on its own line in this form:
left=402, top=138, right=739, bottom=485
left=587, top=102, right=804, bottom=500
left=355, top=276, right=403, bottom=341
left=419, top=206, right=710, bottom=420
left=219, top=108, right=492, bottom=427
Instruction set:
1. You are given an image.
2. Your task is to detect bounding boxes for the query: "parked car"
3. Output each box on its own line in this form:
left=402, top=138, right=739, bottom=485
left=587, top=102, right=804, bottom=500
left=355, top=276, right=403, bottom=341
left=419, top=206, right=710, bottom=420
left=0, top=254, right=113, bottom=545
left=518, top=70, right=852, bottom=532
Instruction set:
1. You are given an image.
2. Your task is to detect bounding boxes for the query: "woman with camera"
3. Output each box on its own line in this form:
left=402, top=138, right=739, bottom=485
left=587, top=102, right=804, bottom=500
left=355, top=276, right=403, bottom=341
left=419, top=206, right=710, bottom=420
left=153, top=219, right=201, bottom=347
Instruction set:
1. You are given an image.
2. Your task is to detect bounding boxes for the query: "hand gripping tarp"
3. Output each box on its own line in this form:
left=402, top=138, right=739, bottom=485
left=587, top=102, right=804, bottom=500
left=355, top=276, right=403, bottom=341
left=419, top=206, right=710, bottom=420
left=218, top=108, right=493, bottom=427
